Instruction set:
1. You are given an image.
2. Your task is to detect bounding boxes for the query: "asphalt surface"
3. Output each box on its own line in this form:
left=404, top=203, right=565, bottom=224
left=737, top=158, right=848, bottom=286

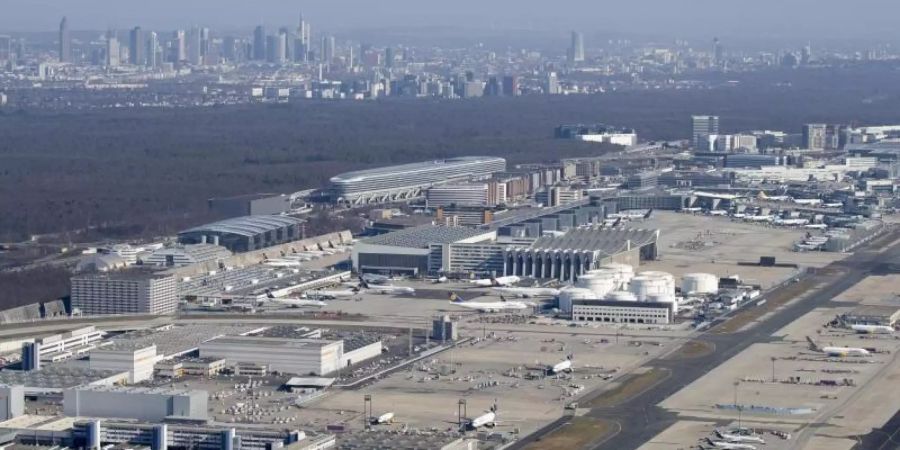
left=510, top=228, right=900, bottom=450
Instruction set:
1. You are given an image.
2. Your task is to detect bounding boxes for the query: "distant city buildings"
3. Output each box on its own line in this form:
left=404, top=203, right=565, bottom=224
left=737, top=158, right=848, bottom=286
left=803, top=123, right=828, bottom=150
left=692, top=115, right=720, bottom=150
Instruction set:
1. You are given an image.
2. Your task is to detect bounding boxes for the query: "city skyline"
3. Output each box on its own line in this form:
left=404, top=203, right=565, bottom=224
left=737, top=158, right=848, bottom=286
left=2, top=0, right=900, bottom=40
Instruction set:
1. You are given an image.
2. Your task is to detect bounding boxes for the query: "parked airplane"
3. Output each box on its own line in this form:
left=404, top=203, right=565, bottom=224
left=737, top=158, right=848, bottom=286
left=806, top=336, right=870, bottom=357
left=464, top=402, right=498, bottom=430
left=264, top=290, right=326, bottom=308
left=705, top=438, right=757, bottom=450
left=547, top=355, right=574, bottom=374
left=448, top=292, right=531, bottom=312
left=804, top=224, right=828, bottom=230
left=715, top=429, right=765, bottom=444
left=306, top=287, right=360, bottom=299
left=850, top=324, right=894, bottom=334
left=359, top=278, right=415, bottom=295
left=361, top=273, right=393, bottom=285
left=469, top=275, right=521, bottom=287
left=744, top=215, right=774, bottom=222
left=370, top=412, right=395, bottom=425
left=773, top=218, right=809, bottom=226
left=492, top=286, right=560, bottom=298
left=793, top=198, right=823, bottom=206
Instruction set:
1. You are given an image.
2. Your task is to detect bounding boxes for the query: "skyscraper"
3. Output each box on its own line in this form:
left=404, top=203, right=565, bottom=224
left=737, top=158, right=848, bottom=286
left=253, top=25, right=267, bottom=61
left=0, top=35, right=11, bottom=64
left=200, top=27, right=210, bottom=61
left=692, top=115, right=720, bottom=149
left=187, top=26, right=202, bottom=65
left=129, top=26, right=144, bottom=65
left=322, top=35, right=335, bottom=64
left=502, top=75, right=519, bottom=96
left=568, top=31, right=585, bottom=63
left=106, top=30, right=120, bottom=67
left=172, top=30, right=186, bottom=63
left=385, top=47, right=394, bottom=68
left=802, top=124, right=827, bottom=150
left=713, top=37, right=723, bottom=65
left=297, top=12, right=311, bottom=62
left=146, top=31, right=159, bottom=68
left=59, top=16, right=72, bottom=63
left=545, top=72, right=560, bottom=94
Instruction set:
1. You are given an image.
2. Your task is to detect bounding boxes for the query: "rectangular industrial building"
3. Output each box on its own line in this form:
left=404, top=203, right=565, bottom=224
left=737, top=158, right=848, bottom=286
left=570, top=299, right=675, bottom=324
left=208, top=193, right=291, bottom=218
left=0, top=385, right=24, bottom=420
left=199, top=336, right=343, bottom=376
left=63, top=386, right=208, bottom=422
left=178, top=215, right=305, bottom=253
left=840, top=306, right=900, bottom=327
left=89, top=343, right=162, bottom=383
left=70, top=271, right=177, bottom=316
left=353, top=226, right=496, bottom=276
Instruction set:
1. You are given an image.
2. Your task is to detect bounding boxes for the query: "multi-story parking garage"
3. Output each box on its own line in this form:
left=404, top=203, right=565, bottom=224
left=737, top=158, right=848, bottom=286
left=329, top=157, right=506, bottom=205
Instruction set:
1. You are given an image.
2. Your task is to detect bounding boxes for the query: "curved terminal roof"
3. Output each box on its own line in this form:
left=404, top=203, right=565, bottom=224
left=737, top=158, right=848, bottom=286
left=330, top=157, right=505, bottom=184
left=180, top=215, right=303, bottom=238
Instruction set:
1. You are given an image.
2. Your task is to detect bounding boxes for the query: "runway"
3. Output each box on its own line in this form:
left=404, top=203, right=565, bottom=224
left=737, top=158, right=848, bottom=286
left=511, top=227, right=900, bottom=450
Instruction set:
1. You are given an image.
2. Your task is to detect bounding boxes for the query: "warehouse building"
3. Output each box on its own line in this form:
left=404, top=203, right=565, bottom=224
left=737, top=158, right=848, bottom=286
left=503, top=228, right=659, bottom=282
left=570, top=299, right=675, bottom=324
left=141, top=244, right=232, bottom=268
left=840, top=305, right=900, bottom=327
left=71, top=271, right=177, bottom=316
left=63, top=386, right=208, bottom=422
left=330, top=156, right=506, bottom=205
left=200, top=336, right=343, bottom=376
left=208, top=193, right=291, bottom=218
left=178, top=215, right=305, bottom=253
left=353, top=225, right=496, bottom=276
left=89, top=343, right=162, bottom=383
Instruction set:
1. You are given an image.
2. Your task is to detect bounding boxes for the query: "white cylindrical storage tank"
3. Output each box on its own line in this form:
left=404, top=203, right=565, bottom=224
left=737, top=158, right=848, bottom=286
left=629, top=275, right=672, bottom=302
left=637, top=271, right=675, bottom=298
left=604, top=291, right=638, bottom=302
left=597, top=263, right=635, bottom=289
left=558, top=287, right=596, bottom=314
left=576, top=272, right=617, bottom=298
left=681, top=273, right=718, bottom=294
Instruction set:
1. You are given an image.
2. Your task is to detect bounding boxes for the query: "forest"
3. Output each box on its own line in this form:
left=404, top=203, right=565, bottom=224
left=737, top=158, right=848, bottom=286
left=2, top=64, right=900, bottom=242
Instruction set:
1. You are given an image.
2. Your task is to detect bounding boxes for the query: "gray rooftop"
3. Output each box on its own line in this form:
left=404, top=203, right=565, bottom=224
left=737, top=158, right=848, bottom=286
left=180, top=215, right=303, bottom=238
left=361, top=225, right=490, bottom=248
left=516, top=228, right=659, bottom=255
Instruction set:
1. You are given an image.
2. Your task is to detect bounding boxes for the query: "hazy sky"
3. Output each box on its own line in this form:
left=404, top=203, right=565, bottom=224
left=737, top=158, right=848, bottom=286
left=1, top=0, right=899, bottom=41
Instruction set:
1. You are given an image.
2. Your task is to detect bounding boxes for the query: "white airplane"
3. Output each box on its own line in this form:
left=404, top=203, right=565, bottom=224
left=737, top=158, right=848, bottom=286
left=306, top=287, right=360, bottom=299
left=448, top=292, right=531, bottom=313
left=264, top=290, right=326, bottom=308
left=705, top=439, right=757, bottom=450
left=774, top=218, right=809, bottom=226
left=822, top=202, right=843, bottom=208
left=370, top=412, right=395, bottom=425
left=359, top=279, right=415, bottom=295
left=547, top=355, right=574, bottom=374
left=807, top=336, right=870, bottom=357
left=708, top=210, right=728, bottom=216
left=804, top=224, right=827, bottom=230
left=264, top=258, right=303, bottom=268
left=745, top=215, right=774, bottom=222
left=716, top=430, right=765, bottom=444
left=492, top=286, right=560, bottom=298
left=793, top=198, right=823, bottom=206
left=850, top=324, right=894, bottom=334
left=469, top=275, right=521, bottom=287
left=361, top=273, right=393, bottom=285
left=465, top=403, right=498, bottom=430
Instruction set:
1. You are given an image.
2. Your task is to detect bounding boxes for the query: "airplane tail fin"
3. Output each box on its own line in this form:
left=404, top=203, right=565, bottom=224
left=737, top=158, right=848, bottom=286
left=806, top=336, right=820, bottom=352
left=490, top=399, right=498, bottom=412
left=490, top=277, right=499, bottom=286
left=449, top=292, right=464, bottom=303
left=500, top=295, right=508, bottom=303
left=265, top=289, right=274, bottom=299
left=644, top=209, right=653, bottom=219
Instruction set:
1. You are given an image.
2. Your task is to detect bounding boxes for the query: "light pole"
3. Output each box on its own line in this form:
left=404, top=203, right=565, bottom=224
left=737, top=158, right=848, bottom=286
left=733, top=380, right=742, bottom=429
left=771, top=357, right=777, bottom=382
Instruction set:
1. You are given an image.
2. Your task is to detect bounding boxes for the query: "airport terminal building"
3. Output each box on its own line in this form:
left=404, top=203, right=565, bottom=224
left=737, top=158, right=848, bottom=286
left=330, top=157, right=506, bottom=205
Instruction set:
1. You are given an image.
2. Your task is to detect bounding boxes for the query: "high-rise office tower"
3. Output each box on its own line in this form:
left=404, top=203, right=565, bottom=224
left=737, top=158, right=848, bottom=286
left=146, top=31, right=158, bottom=67
left=321, top=35, right=336, bottom=64
left=385, top=47, right=394, bottom=68
left=172, top=30, right=186, bottom=62
left=106, top=30, right=120, bottom=67
left=21, top=342, right=41, bottom=371
left=692, top=115, right=720, bottom=149
left=713, top=37, right=723, bottom=65
left=129, top=26, right=144, bottom=65
left=545, top=72, right=560, bottom=94
left=800, top=44, right=812, bottom=65
left=297, top=12, right=311, bottom=62
left=223, top=36, right=237, bottom=61
left=802, top=124, right=827, bottom=150
left=502, top=75, right=519, bottom=96
left=59, top=16, right=72, bottom=63
left=253, top=25, right=267, bottom=61
left=187, top=26, right=202, bottom=65
left=0, top=35, right=11, bottom=64
left=267, top=32, right=286, bottom=64
left=200, top=27, right=210, bottom=60
left=568, top=31, right=585, bottom=63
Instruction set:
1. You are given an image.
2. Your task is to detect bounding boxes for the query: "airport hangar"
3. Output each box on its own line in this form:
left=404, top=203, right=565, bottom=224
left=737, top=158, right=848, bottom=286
left=177, top=215, right=305, bottom=253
